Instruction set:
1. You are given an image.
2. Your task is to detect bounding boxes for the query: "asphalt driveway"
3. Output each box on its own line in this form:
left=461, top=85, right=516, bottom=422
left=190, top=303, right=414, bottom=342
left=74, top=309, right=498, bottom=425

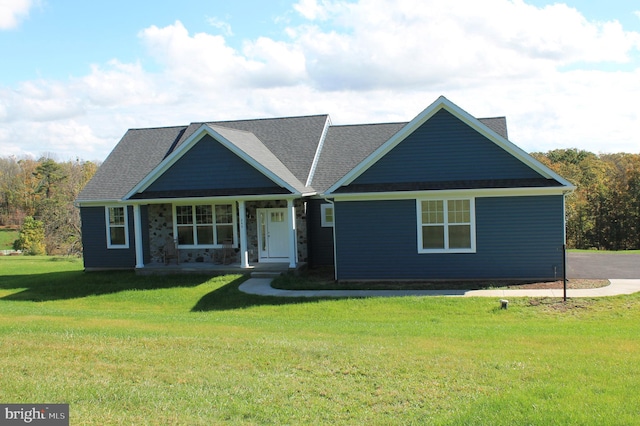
left=568, top=252, right=640, bottom=279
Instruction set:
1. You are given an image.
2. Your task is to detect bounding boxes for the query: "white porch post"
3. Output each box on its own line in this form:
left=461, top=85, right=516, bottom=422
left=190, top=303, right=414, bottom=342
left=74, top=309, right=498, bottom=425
left=287, top=199, right=297, bottom=268
left=238, top=200, right=250, bottom=268
left=133, top=204, right=144, bottom=269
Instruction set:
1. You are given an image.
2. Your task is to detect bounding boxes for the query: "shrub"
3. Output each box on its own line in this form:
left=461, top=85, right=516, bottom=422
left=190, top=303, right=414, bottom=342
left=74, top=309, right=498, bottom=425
left=14, top=216, right=46, bottom=255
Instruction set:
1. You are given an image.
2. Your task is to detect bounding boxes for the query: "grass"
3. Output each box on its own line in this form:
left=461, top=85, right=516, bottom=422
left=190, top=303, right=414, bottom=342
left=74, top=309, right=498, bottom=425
left=0, top=228, right=18, bottom=250
left=568, top=249, right=640, bottom=254
left=1, top=256, right=640, bottom=424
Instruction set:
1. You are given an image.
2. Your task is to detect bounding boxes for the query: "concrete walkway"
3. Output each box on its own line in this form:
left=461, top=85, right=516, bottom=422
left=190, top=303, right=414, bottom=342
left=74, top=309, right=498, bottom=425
left=239, top=278, right=640, bottom=298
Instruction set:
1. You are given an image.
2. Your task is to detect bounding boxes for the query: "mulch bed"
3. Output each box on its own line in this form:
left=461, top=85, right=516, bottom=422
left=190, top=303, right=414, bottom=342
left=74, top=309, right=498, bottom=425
left=278, top=267, right=609, bottom=291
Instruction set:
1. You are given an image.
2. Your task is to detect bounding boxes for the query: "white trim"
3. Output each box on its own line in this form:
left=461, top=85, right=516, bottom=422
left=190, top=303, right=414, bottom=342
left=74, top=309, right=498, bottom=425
left=238, top=200, right=250, bottom=268
left=325, top=96, right=575, bottom=194
left=133, top=204, right=144, bottom=268
left=320, top=203, right=335, bottom=227
left=105, top=205, right=129, bottom=249
left=127, top=194, right=304, bottom=206
left=305, top=115, right=332, bottom=187
left=124, top=124, right=301, bottom=199
left=416, top=197, right=476, bottom=254
left=287, top=199, right=297, bottom=268
left=331, top=186, right=571, bottom=202
left=172, top=202, right=238, bottom=249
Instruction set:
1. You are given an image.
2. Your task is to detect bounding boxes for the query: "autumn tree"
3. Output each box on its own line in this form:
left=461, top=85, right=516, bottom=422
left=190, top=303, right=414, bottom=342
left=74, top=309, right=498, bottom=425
left=0, top=156, right=98, bottom=255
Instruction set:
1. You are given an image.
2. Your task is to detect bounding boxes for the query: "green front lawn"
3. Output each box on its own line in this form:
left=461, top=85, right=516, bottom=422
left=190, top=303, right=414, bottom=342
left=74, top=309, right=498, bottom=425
left=0, top=228, right=18, bottom=250
left=1, top=256, right=639, bottom=425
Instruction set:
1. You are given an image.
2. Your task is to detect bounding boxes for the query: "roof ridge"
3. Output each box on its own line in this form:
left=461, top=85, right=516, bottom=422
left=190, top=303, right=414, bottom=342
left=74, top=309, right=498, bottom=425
left=128, top=125, right=188, bottom=131
left=329, top=121, right=409, bottom=128
left=207, top=113, right=330, bottom=124
left=208, top=124, right=255, bottom=136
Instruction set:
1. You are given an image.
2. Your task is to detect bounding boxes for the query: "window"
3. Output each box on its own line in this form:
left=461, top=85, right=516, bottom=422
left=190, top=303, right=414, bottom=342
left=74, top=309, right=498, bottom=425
left=174, top=203, right=236, bottom=247
left=321, top=204, right=334, bottom=227
left=105, top=206, right=129, bottom=248
left=417, top=198, right=475, bottom=253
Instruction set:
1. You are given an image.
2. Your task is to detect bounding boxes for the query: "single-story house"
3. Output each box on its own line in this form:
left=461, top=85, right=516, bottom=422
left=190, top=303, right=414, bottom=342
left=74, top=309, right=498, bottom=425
left=76, top=96, right=575, bottom=280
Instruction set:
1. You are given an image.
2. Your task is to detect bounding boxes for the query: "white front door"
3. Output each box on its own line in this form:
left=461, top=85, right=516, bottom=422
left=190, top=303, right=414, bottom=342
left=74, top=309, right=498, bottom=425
left=257, top=208, right=290, bottom=261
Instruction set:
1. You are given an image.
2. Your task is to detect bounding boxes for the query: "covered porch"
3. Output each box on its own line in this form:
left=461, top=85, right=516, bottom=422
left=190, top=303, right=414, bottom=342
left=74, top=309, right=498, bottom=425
left=130, top=196, right=307, bottom=272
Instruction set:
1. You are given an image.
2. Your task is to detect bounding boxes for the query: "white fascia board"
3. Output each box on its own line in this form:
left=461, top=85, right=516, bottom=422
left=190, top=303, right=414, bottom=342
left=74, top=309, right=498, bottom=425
left=325, top=97, right=446, bottom=194
left=329, top=186, right=571, bottom=202
left=123, top=124, right=210, bottom=199
left=305, top=115, right=332, bottom=187
left=127, top=194, right=304, bottom=205
left=124, top=124, right=300, bottom=200
left=325, top=96, right=575, bottom=194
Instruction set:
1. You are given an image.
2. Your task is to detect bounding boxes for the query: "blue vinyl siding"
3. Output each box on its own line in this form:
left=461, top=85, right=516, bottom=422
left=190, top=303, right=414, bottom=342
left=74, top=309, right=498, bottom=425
left=334, top=196, right=564, bottom=280
left=145, top=134, right=280, bottom=192
left=81, top=206, right=137, bottom=269
left=307, top=199, right=335, bottom=267
left=351, top=109, right=542, bottom=185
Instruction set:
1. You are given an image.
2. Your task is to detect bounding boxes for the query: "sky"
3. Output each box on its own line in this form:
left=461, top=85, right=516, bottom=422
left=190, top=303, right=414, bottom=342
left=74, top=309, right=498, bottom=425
left=1, top=0, right=639, bottom=162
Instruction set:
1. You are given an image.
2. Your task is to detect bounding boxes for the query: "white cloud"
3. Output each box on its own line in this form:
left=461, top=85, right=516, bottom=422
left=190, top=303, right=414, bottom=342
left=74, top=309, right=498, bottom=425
left=1, top=0, right=640, bottom=161
left=0, top=80, right=83, bottom=122
left=0, top=0, right=33, bottom=29
left=206, top=16, right=234, bottom=36
left=78, top=60, right=166, bottom=107
left=293, top=0, right=328, bottom=20
left=139, top=20, right=306, bottom=90
left=292, top=0, right=640, bottom=90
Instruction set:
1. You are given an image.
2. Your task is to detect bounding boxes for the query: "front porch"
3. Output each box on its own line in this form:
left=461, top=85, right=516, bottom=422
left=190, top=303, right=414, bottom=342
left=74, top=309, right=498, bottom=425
left=132, top=198, right=308, bottom=272
left=137, top=261, right=306, bottom=276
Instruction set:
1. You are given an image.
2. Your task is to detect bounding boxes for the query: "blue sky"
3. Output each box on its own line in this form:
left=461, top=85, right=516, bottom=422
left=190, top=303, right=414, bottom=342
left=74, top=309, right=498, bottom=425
left=1, top=0, right=639, bottom=161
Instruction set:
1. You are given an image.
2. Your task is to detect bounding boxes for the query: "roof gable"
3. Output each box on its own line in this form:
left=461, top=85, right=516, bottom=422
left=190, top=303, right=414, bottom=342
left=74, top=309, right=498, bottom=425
left=174, top=115, right=330, bottom=186
left=325, top=96, right=574, bottom=194
left=125, top=124, right=310, bottom=199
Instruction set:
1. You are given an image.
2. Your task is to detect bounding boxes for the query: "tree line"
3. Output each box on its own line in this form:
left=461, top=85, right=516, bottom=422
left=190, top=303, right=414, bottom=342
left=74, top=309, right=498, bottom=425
left=1, top=149, right=638, bottom=255
left=0, top=156, right=98, bottom=255
left=533, top=149, right=640, bottom=251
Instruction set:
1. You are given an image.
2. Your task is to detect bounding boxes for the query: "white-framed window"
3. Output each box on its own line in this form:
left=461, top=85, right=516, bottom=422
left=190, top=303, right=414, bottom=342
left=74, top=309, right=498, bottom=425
left=321, top=204, right=334, bottom=227
left=417, top=198, right=476, bottom=253
left=173, top=203, right=236, bottom=248
left=105, top=206, right=129, bottom=249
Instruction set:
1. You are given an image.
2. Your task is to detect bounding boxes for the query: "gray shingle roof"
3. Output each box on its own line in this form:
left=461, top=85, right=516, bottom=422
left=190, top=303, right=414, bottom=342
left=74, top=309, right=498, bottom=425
left=209, top=125, right=310, bottom=194
left=77, top=116, right=328, bottom=202
left=77, top=126, right=186, bottom=201
left=478, top=117, right=508, bottom=139
left=310, top=122, right=408, bottom=192
left=182, top=115, right=329, bottom=185
left=76, top=108, right=516, bottom=202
